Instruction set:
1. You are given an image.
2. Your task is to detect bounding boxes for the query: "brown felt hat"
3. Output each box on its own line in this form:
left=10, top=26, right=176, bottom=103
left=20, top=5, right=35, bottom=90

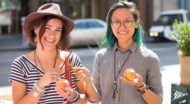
left=23, top=3, right=74, bottom=38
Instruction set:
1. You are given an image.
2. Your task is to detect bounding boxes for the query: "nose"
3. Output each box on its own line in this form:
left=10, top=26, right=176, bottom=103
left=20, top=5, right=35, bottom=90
left=48, top=30, right=56, bottom=37
left=119, top=22, right=126, bottom=30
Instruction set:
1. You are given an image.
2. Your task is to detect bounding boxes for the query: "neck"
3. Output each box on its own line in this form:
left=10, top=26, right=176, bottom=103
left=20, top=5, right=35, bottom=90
left=117, top=39, right=134, bottom=51
left=35, top=45, right=58, bottom=61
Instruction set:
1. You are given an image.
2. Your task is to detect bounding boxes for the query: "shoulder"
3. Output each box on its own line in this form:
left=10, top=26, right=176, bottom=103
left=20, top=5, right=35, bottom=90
left=138, top=45, right=159, bottom=61
left=95, top=48, right=108, bottom=59
left=12, top=55, right=25, bottom=64
left=60, top=50, right=82, bottom=67
left=94, top=48, right=112, bottom=64
left=60, top=51, right=80, bottom=60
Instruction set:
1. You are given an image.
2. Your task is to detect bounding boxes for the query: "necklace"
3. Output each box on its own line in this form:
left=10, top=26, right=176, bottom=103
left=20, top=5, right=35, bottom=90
left=34, top=50, right=58, bottom=71
left=112, top=50, right=132, bottom=99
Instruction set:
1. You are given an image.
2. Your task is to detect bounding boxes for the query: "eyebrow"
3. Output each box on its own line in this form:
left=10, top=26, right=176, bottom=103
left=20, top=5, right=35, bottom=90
left=112, top=17, right=134, bottom=20
left=45, top=25, right=62, bottom=30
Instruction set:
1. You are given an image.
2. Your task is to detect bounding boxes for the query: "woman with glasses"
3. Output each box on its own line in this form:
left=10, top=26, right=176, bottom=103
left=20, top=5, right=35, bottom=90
left=92, top=1, right=163, bottom=104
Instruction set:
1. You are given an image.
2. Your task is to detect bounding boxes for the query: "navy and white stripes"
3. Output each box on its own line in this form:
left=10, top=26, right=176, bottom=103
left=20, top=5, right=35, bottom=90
left=10, top=52, right=82, bottom=104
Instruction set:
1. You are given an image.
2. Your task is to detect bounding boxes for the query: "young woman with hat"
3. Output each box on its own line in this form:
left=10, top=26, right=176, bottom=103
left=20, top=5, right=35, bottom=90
left=10, top=3, right=99, bottom=104
left=92, top=1, right=163, bottom=104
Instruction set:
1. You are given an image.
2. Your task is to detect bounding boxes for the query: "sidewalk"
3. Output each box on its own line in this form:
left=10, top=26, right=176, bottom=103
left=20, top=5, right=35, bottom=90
left=0, top=34, right=32, bottom=51
left=162, top=64, right=180, bottom=104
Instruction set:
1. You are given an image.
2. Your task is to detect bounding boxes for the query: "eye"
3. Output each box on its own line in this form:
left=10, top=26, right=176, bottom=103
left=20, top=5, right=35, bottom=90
left=125, top=20, right=134, bottom=23
left=45, top=26, right=50, bottom=31
left=56, top=29, right=62, bottom=32
left=112, top=20, right=120, bottom=24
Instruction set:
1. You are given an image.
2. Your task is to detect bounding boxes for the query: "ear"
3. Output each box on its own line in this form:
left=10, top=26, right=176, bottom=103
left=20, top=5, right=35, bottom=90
left=34, top=26, right=40, bottom=35
left=134, top=21, right=138, bottom=28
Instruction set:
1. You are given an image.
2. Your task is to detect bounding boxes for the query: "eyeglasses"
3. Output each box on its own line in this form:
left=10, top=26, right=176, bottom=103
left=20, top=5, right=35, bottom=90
left=111, top=19, right=135, bottom=28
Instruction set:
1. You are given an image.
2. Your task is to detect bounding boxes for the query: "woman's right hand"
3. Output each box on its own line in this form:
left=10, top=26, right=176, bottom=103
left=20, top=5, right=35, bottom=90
left=37, top=69, right=59, bottom=89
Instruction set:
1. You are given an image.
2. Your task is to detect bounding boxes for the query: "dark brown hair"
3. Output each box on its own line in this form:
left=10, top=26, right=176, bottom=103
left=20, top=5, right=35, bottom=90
left=25, top=15, right=71, bottom=50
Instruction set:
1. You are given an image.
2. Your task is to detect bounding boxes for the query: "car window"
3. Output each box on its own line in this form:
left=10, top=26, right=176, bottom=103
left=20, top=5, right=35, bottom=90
left=155, top=14, right=183, bottom=26
left=74, top=20, right=105, bottom=29
left=87, top=21, right=104, bottom=28
left=74, top=22, right=87, bottom=29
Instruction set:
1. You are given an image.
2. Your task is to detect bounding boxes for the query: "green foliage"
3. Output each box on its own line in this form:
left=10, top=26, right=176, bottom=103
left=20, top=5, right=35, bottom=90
left=173, top=20, right=190, bottom=56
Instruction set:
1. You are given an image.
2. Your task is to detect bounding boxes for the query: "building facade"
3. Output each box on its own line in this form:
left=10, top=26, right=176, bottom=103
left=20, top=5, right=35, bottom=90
left=1, top=0, right=189, bottom=34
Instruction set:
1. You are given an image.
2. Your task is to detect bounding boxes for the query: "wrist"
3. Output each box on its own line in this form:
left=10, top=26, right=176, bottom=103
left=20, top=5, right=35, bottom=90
left=34, top=81, right=44, bottom=93
left=87, top=94, right=100, bottom=103
left=33, top=82, right=44, bottom=98
left=37, top=80, right=45, bottom=89
left=68, top=91, right=80, bottom=103
left=137, top=83, right=149, bottom=94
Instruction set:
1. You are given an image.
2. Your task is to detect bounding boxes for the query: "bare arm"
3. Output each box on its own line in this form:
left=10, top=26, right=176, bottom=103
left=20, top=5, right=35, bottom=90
left=142, top=89, right=162, bottom=104
left=12, top=81, right=40, bottom=104
left=75, top=67, right=100, bottom=103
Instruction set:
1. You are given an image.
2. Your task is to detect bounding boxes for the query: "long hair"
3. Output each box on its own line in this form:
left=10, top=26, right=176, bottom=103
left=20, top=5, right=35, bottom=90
left=105, top=1, right=144, bottom=50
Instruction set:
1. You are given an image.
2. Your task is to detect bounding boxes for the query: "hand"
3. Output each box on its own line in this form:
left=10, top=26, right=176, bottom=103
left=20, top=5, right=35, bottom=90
left=120, top=73, right=143, bottom=88
left=73, top=67, right=92, bottom=84
left=38, top=69, right=59, bottom=89
left=56, top=86, right=77, bottom=100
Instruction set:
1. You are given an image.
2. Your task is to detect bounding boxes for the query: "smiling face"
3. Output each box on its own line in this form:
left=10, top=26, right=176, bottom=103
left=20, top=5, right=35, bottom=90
left=111, top=8, right=138, bottom=46
left=34, top=18, right=63, bottom=50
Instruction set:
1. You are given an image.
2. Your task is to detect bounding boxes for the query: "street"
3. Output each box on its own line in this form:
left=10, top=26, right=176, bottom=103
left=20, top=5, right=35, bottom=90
left=0, top=38, right=179, bottom=104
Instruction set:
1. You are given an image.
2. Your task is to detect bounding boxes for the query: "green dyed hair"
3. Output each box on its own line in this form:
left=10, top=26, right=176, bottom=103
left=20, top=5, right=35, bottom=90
left=105, top=1, right=144, bottom=50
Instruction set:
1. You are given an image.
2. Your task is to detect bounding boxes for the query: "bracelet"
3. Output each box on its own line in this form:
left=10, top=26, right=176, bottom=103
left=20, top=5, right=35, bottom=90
left=137, top=83, right=144, bottom=89
left=68, top=91, right=80, bottom=103
left=88, top=95, right=100, bottom=103
left=33, top=86, right=41, bottom=97
left=34, top=81, right=44, bottom=93
left=137, top=83, right=149, bottom=94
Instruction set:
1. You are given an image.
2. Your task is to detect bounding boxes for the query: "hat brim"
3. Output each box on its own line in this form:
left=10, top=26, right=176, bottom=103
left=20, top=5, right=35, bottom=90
left=23, top=12, right=74, bottom=37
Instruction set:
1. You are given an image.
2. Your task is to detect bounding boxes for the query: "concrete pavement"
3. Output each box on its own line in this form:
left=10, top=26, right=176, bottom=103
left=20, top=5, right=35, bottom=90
left=162, top=64, right=180, bottom=104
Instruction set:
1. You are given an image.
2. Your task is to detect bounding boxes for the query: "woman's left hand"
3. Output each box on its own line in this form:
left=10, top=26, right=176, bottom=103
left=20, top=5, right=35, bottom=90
left=120, top=73, right=143, bottom=88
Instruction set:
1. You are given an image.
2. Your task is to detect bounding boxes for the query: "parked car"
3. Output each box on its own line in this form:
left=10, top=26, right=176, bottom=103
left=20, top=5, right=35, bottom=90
left=149, top=9, right=190, bottom=42
left=70, top=18, right=107, bottom=47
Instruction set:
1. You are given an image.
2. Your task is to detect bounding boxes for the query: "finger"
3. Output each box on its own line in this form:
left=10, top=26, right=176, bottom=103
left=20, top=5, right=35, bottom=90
left=73, top=67, right=81, bottom=73
left=80, top=67, right=90, bottom=74
left=59, top=62, right=65, bottom=70
left=75, top=69, right=84, bottom=77
left=52, top=76, right=58, bottom=82
left=78, top=73, right=87, bottom=80
left=120, top=76, right=135, bottom=86
left=120, top=76, right=129, bottom=84
left=135, top=74, right=143, bottom=82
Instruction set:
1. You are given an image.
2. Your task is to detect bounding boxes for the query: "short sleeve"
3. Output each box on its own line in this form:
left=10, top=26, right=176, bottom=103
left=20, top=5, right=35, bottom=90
left=69, top=52, right=83, bottom=82
left=9, top=57, right=26, bottom=84
left=147, top=52, right=163, bottom=99
left=70, top=52, right=82, bottom=67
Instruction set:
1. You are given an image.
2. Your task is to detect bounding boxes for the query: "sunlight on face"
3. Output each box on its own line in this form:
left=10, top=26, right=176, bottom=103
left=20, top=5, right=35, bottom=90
left=111, top=8, right=138, bottom=44
left=34, top=18, right=64, bottom=50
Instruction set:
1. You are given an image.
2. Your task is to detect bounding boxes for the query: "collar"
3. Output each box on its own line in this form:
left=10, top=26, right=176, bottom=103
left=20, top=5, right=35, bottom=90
left=113, top=42, right=139, bottom=53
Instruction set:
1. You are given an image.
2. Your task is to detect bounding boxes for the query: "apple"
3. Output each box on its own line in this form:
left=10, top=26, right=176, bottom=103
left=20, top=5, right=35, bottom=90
left=123, top=68, right=136, bottom=81
left=56, top=79, right=70, bottom=91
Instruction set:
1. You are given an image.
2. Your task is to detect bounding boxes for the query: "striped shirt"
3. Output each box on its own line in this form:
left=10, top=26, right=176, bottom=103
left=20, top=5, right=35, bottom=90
left=10, top=52, right=82, bottom=104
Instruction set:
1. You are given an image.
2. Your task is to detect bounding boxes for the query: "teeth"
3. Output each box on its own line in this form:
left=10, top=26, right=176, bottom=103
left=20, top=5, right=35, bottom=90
left=119, top=32, right=127, bottom=35
left=45, top=38, right=54, bottom=43
left=47, top=39, right=54, bottom=43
